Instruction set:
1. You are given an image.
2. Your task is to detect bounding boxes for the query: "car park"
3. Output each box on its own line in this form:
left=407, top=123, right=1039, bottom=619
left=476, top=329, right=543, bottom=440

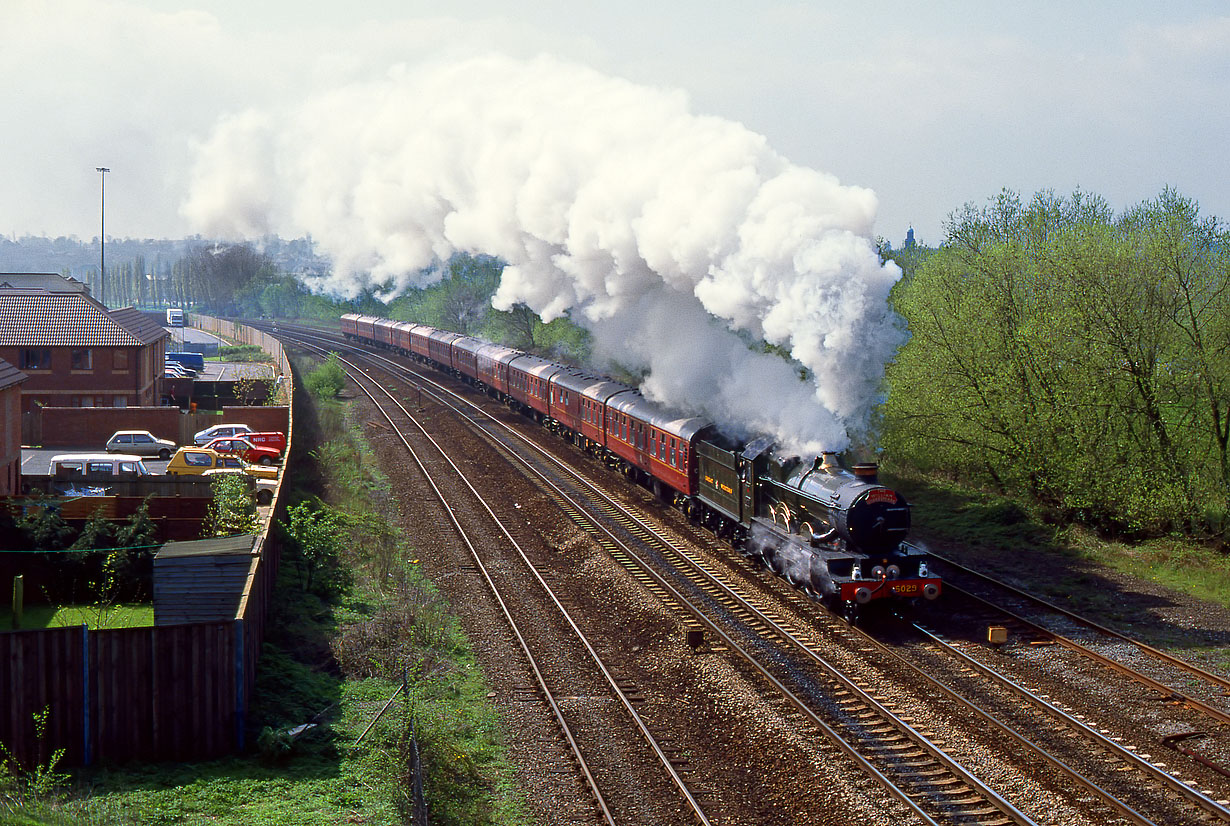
left=166, top=447, right=279, bottom=479
left=105, top=430, right=177, bottom=459
left=202, top=437, right=280, bottom=465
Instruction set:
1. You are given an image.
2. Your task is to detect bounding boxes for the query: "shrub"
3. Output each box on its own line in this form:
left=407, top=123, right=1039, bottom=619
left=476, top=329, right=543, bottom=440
left=304, top=353, right=347, bottom=399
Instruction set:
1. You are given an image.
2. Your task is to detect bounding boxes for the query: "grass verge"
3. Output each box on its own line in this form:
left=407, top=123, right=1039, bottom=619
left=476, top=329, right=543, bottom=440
left=890, top=468, right=1230, bottom=612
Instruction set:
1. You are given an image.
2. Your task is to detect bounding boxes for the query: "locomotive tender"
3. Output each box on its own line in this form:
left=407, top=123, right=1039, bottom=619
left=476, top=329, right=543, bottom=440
left=341, top=314, right=940, bottom=615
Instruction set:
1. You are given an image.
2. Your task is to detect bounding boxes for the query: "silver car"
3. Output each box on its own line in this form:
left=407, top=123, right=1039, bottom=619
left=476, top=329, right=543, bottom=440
left=105, top=430, right=177, bottom=460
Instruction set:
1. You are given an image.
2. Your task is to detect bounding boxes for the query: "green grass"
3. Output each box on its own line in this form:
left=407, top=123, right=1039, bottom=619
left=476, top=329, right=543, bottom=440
left=6, top=679, right=406, bottom=826
left=889, top=468, right=1230, bottom=612
left=0, top=604, right=153, bottom=631
left=1072, top=533, right=1230, bottom=608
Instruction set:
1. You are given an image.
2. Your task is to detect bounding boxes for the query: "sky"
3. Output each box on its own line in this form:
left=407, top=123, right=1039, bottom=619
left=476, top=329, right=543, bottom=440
left=4, top=1, right=1227, bottom=249
left=4, top=1, right=1227, bottom=451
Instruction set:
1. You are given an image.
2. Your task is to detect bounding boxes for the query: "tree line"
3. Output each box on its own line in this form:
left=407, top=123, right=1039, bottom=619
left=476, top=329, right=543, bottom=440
left=88, top=186, right=1228, bottom=542
left=881, top=187, right=1229, bottom=540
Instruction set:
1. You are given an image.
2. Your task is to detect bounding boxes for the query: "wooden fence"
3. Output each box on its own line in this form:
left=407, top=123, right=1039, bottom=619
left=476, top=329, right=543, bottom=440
left=0, top=316, right=291, bottom=767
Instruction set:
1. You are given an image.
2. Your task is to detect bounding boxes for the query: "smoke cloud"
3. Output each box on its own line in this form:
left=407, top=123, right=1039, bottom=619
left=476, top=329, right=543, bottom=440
left=182, top=53, right=905, bottom=454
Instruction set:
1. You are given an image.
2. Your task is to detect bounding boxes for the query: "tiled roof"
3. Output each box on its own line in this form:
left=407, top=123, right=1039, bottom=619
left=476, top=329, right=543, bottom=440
left=0, top=273, right=90, bottom=293
left=109, top=306, right=170, bottom=345
left=0, top=356, right=26, bottom=391
left=0, top=293, right=143, bottom=347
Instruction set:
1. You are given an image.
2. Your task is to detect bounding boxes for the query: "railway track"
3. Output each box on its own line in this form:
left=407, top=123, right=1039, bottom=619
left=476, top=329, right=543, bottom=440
left=266, top=321, right=1230, bottom=824
left=319, top=343, right=714, bottom=824
left=932, top=555, right=1230, bottom=727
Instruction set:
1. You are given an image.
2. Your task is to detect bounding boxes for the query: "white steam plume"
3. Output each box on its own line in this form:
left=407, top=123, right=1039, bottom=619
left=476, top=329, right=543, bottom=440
left=182, top=54, right=905, bottom=454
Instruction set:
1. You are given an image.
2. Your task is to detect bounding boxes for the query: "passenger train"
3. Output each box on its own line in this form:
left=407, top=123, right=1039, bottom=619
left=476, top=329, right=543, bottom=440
left=340, top=314, right=940, bottom=617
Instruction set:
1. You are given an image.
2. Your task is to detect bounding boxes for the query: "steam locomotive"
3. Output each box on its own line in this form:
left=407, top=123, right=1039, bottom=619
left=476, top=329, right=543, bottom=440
left=341, top=314, right=940, bottom=616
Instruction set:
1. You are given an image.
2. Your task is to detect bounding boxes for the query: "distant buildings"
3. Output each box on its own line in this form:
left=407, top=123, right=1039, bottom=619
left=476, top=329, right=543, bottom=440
left=0, top=273, right=168, bottom=415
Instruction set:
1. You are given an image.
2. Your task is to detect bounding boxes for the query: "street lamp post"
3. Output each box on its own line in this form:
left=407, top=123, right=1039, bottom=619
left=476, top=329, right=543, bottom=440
left=96, top=167, right=109, bottom=306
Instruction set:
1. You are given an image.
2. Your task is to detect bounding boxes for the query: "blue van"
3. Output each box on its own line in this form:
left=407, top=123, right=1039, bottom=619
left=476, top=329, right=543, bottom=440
left=166, top=351, right=205, bottom=372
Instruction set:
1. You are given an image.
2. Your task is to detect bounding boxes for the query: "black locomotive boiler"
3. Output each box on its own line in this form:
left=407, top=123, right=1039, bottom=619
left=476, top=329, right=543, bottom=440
left=692, top=436, right=939, bottom=616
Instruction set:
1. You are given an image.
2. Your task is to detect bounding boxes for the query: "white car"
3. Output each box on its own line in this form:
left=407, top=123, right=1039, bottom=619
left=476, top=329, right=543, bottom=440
left=164, top=361, right=196, bottom=377
left=193, top=423, right=254, bottom=445
left=105, top=430, right=177, bottom=459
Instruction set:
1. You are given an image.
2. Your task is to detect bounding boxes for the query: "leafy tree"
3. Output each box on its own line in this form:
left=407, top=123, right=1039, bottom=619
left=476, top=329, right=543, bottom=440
left=204, top=474, right=258, bottom=537
left=283, top=501, right=351, bottom=596
left=882, top=187, right=1230, bottom=536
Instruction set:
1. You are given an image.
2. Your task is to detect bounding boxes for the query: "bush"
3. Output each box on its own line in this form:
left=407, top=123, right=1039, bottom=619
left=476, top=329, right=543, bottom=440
left=305, top=353, right=347, bottom=399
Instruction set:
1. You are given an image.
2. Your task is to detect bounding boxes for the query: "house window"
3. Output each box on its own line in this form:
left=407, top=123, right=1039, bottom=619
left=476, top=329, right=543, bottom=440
left=19, top=348, right=50, bottom=370
left=113, top=396, right=128, bottom=408
left=113, top=350, right=129, bottom=370
left=71, top=349, right=92, bottom=370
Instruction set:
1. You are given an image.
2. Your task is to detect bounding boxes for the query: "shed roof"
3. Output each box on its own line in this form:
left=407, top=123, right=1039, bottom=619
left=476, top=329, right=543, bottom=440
left=0, top=357, right=27, bottom=391
left=155, top=533, right=258, bottom=559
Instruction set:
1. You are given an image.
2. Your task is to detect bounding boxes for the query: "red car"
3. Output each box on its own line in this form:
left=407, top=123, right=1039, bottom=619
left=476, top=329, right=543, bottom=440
left=202, top=437, right=281, bottom=465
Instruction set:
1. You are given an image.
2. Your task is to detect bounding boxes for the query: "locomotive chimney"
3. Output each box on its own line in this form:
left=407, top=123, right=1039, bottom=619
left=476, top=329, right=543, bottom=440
left=819, top=452, right=840, bottom=472
left=852, top=463, right=879, bottom=483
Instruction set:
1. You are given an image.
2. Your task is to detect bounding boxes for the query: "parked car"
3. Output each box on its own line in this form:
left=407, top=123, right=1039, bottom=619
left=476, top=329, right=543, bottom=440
left=49, top=453, right=152, bottom=478
left=105, top=430, right=177, bottom=460
left=164, top=363, right=194, bottom=378
left=246, top=431, right=287, bottom=455
left=193, top=423, right=254, bottom=445
left=166, top=447, right=279, bottom=480
left=192, top=424, right=286, bottom=455
left=202, top=436, right=280, bottom=465
left=164, top=359, right=196, bottom=375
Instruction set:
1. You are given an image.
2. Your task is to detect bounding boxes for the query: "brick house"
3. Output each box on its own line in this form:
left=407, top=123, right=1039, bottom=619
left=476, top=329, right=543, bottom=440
left=0, top=275, right=169, bottom=414
left=0, top=357, right=27, bottom=495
